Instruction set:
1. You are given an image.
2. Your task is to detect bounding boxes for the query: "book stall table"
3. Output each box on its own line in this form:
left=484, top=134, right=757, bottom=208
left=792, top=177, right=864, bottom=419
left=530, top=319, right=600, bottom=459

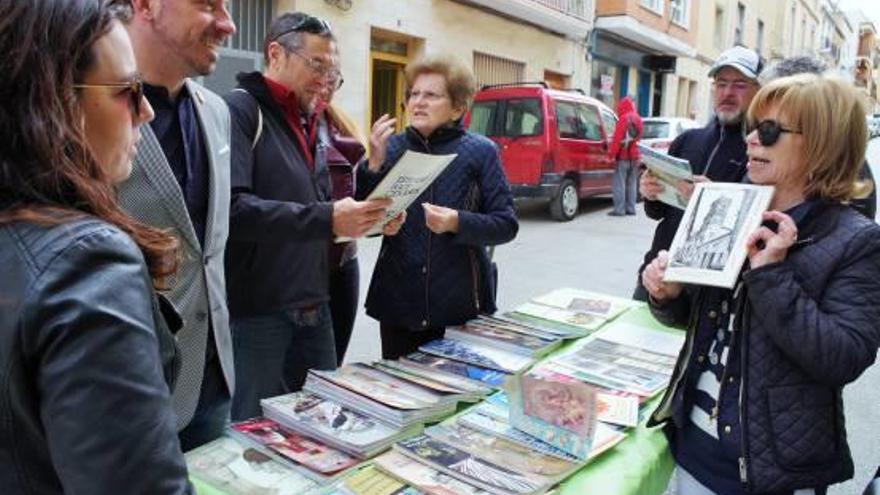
left=189, top=296, right=681, bottom=495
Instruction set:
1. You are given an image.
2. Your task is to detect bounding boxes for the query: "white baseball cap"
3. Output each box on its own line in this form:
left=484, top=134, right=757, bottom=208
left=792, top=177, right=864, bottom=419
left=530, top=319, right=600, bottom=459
left=708, top=46, right=761, bottom=81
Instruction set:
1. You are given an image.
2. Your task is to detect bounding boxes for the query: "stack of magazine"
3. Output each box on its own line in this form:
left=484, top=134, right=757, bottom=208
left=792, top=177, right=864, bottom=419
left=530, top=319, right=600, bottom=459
left=261, top=391, right=423, bottom=458
left=303, top=364, right=458, bottom=428
left=505, top=289, right=636, bottom=337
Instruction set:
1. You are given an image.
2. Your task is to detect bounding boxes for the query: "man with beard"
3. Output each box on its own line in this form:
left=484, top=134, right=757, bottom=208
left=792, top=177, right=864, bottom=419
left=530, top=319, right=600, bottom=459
left=633, top=46, right=761, bottom=300
left=117, top=0, right=237, bottom=450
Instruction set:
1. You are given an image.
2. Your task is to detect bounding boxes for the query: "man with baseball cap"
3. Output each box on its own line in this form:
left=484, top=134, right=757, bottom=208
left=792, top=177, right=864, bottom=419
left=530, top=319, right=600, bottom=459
left=634, top=46, right=762, bottom=300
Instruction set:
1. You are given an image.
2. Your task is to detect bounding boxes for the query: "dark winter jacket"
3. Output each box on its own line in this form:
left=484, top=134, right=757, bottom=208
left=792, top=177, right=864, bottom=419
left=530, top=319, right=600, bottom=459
left=608, top=96, right=643, bottom=161
left=356, top=122, right=518, bottom=329
left=224, top=72, right=333, bottom=317
left=0, top=217, right=190, bottom=494
left=648, top=202, right=880, bottom=493
left=635, top=117, right=749, bottom=299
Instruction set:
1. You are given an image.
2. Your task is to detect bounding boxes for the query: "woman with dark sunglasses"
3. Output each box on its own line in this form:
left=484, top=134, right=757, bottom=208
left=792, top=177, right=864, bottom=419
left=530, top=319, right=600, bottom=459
left=642, top=73, right=880, bottom=494
left=0, top=0, right=191, bottom=492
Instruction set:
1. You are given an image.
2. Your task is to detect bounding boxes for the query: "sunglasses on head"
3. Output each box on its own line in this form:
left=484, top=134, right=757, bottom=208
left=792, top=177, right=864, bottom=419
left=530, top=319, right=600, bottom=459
left=752, top=119, right=801, bottom=146
left=74, top=77, right=144, bottom=118
left=271, top=15, right=332, bottom=42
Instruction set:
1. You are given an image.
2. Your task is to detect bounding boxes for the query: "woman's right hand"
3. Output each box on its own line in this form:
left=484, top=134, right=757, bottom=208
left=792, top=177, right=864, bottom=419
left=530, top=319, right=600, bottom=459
left=368, top=114, right=397, bottom=172
left=642, top=250, right=684, bottom=303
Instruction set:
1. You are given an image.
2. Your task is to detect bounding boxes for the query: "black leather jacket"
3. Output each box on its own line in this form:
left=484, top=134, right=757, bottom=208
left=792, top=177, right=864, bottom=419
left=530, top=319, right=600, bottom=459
left=0, top=217, right=191, bottom=494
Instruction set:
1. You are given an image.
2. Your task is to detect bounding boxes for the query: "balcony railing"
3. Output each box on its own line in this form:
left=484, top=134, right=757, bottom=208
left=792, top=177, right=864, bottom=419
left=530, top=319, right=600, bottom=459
left=530, top=0, right=589, bottom=20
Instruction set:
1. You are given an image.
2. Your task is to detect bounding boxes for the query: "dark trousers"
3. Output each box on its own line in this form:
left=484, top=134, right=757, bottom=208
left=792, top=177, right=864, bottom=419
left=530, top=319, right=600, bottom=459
left=329, top=257, right=359, bottom=365
left=379, top=323, right=446, bottom=360
left=177, top=354, right=230, bottom=452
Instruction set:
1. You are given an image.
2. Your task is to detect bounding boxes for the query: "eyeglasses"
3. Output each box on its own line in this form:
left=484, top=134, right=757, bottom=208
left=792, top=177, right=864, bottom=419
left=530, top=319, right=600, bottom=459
left=74, top=78, right=144, bottom=117
left=406, top=89, right=448, bottom=102
left=270, top=15, right=332, bottom=42
left=752, top=119, right=801, bottom=146
left=713, top=79, right=754, bottom=93
left=285, top=49, right=341, bottom=83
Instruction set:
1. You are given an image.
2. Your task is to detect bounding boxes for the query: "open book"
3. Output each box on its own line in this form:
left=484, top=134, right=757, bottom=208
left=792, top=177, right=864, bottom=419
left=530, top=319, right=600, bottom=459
left=337, top=150, right=457, bottom=242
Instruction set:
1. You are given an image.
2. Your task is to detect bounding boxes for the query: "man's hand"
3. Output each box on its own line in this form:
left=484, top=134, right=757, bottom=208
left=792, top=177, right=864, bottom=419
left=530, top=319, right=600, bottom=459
left=368, top=114, right=396, bottom=172
left=746, top=211, right=798, bottom=269
left=640, top=170, right=665, bottom=201
left=642, top=250, right=684, bottom=303
left=422, top=203, right=459, bottom=234
left=382, top=211, right=407, bottom=236
left=332, top=197, right=391, bottom=238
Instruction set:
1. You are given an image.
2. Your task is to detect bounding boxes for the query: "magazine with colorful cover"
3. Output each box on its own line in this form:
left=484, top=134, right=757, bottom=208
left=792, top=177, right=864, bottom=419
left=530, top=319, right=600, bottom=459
left=470, top=315, right=561, bottom=341
left=393, top=435, right=549, bottom=495
left=402, top=352, right=509, bottom=388
left=424, top=422, right=579, bottom=483
left=445, top=323, right=561, bottom=358
left=637, top=143, right=694, bottom=210
left=373, top=450, right=491, bottom=495
left=529, top=367, right=640, bottom=427
left=260, top=392, right=419, bottom=457
left=506, top=375, right=597, bottom=460
left=228, top=417, right=359, bottom=481
left=418, top=339, right=534, bottom=373
left=530, top=288, right=634, bottom=321
left=477, top=314, right=578, bottom=340
left=372, top=362, right=484, bottom=402
left=185, top=436, right=319, bottom=495
left=310, top=366, right=441, bottom=410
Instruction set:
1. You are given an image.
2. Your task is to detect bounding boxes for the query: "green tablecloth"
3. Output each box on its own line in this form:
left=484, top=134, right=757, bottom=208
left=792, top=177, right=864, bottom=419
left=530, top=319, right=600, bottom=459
left=192, top=303, right=681, bottom=495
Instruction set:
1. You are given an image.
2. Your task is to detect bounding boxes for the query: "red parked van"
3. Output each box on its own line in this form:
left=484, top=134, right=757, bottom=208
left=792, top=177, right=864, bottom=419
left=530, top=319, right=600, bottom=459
left=467, top=82, right=618, bottom=221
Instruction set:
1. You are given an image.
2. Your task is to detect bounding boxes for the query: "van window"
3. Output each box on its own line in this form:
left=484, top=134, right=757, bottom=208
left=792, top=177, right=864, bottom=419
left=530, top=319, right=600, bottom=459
left=556, top=101, right=581, bottom=139
left=600, top=110, right=617, bottom=139
left=642, top=121, right=671, bottom=139
left=578, top=104, right=604, bottom=141
left=504, top=99, right=543, bottom=137
left=469, top=101, right=498, bottom=136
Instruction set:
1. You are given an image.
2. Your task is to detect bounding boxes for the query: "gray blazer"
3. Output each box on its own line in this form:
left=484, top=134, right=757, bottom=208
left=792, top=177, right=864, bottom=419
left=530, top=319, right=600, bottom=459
left=118, top=79, right=234, bottom=430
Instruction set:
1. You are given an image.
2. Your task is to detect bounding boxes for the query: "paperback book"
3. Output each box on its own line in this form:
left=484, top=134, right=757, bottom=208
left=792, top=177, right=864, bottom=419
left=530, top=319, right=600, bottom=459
left=394, top=435, right=550, bottom=495
left=330, top=465, right=423, bottom=495
left=373, top=450, right=490, bottom=495
left=530, top=288, right=633, bottom=321
left=419, top=338, right=534, bottom=374
left=446, top=322, right=561, bottom=358
left=185, top=436, right=319, bottom=495
left=529, top=367, right=640, bottom=427
left=508, top=303, right=605, bottom=335
left=402, top=352, right=509, bottom=388
left=228, top=417, right=359, bottom=483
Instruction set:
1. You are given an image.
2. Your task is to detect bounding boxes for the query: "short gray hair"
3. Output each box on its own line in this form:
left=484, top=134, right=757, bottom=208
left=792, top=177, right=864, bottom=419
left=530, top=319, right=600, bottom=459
left=759, top=56, right=828, bottom=84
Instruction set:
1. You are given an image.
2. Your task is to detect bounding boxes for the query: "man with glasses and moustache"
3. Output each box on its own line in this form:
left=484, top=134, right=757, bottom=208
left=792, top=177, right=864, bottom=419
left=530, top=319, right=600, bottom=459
left=116, top=0, right=237, bottom=451
left=223, top=13, right=399, bottom=420
left=633, top=46, right=762, bottom=301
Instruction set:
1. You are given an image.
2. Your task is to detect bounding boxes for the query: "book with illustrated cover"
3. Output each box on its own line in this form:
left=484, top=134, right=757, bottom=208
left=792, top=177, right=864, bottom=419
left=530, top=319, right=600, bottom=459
left=229, top=417, right=359, bottom=482
left=372, top=361, right=485, bottom=402
left=419, top=339, right=534, bottom=373
left=445, top=323, right=561, bottom=358
left=393, top=435, right=549, bottom=495
left=638, top=143, right=694, bottom=210
left=402, top=352, right=508, bottom=388
left=470, top=315, right=561, bottom=341
left=477, top=314, right=578, bottom=340
left=185, top=436, right=319, bottom=495
left=261, top=392, right=420, bottom=458
left=530, top=288, right=634, bottom=321
left=529, top=367, right=640, bottom=428
left=507, top=375, right=597, bottom=460
left=424, top=422, right=579, bottom=483
left=373, top=450, right=491, bottom=495
left=508, top=303, right=605, bottom=335
left=337, top=150, right=456, bottom=241
left=665, top=182, right=774, bottom=288
left=310, top=366, right=441, bottom=410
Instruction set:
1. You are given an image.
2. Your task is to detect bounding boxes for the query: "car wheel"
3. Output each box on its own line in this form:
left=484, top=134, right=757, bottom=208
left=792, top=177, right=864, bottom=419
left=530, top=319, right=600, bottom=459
left=550, top=179, right=578, bottom=221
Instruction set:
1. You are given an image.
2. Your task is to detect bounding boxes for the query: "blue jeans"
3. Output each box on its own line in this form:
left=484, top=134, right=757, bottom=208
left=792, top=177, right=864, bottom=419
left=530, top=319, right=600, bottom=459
left=612, top=159, right=639, bottom=215
left=230, top=303, right=336, bottom=421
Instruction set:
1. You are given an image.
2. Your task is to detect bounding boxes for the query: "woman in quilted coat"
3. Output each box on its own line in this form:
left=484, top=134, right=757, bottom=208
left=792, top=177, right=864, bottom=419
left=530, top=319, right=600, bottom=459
left=642, top=73, right=880, bottom=494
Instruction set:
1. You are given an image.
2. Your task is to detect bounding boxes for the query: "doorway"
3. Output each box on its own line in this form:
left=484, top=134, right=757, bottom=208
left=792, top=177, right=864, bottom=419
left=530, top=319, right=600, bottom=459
left=370, top=31, right=413, bottom=133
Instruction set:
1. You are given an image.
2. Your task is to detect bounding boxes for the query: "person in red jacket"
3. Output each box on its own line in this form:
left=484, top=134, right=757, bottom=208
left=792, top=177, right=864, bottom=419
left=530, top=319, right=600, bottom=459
left=607, top=96, right=643, bottom=216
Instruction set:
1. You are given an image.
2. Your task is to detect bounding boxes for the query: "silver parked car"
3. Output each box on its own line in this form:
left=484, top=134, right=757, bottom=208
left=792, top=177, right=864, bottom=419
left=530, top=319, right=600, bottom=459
left=640, top=117, right=701, bottom=153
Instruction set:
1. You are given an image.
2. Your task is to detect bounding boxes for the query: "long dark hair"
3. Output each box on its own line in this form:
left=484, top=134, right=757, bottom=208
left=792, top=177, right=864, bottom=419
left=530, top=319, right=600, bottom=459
left=0, top=0, right=177, bottom=286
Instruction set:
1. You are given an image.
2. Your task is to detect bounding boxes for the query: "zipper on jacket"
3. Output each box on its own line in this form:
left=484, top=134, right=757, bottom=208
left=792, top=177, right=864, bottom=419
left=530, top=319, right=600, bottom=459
left=651, top=291, right=704, bottom=423
left=735, top=283, right=750, bottom=488
left=702, top=122, right=726, bottom=177
left=468, top=249, right=481, bottom=313
left=421, top=135, right=433, bottom=327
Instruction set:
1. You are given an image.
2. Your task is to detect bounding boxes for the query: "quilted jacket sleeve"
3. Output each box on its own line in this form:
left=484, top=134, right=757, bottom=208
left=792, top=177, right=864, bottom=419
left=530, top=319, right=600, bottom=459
left=744, top=226, right=880, bottom=386
left=22, top=226, right=191, bottom=494
left=454, top=138, right=519, bottom=247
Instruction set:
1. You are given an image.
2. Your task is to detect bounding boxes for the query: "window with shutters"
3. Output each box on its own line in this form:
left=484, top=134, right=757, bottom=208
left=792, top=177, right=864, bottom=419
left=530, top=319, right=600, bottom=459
left=473, top=52, right=525, bottom=88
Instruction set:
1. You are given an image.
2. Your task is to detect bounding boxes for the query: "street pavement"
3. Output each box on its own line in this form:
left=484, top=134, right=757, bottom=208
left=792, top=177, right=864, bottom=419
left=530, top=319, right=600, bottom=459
left=344, top=137, right=880, bottom=493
